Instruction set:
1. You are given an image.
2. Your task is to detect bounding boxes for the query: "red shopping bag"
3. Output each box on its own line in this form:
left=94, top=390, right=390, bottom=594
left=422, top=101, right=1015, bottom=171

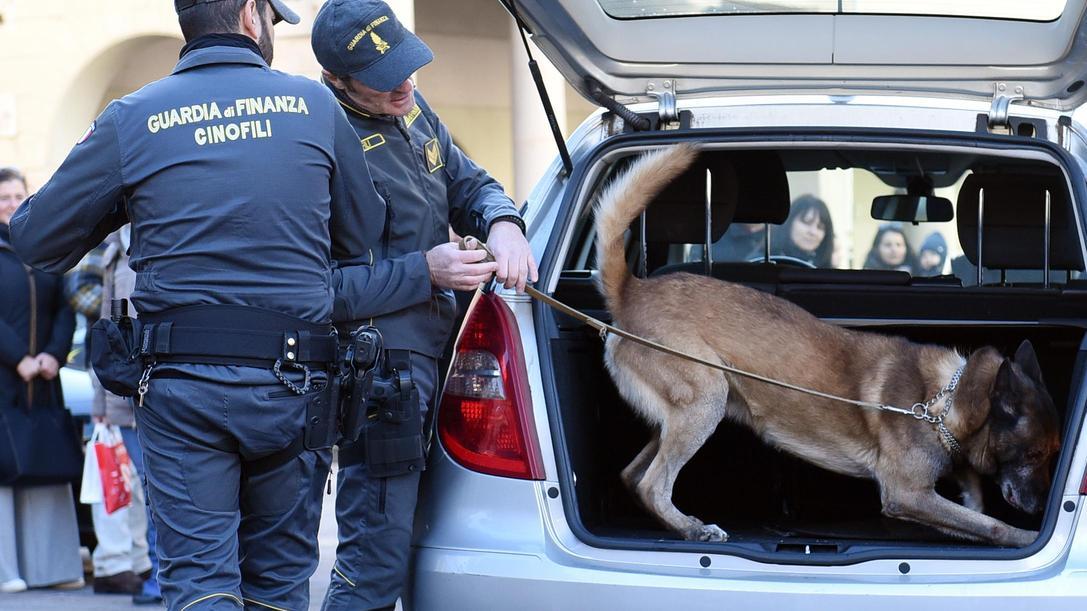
left=93, top=426, right=132, bottom=514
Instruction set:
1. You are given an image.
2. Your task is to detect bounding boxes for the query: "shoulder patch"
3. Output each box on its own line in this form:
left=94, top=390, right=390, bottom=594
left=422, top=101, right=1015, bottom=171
left=77, top=121, right=96, bottom=145
left=361, top=133, right=386, bottom=151
left=404, top=105, right=422, bottom=129
left=424, top=137, right=444, bottom=173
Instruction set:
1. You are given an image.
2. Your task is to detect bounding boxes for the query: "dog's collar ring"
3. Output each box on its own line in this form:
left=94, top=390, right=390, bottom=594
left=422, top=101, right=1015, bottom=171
left=910, top=402, right=940, bottom=423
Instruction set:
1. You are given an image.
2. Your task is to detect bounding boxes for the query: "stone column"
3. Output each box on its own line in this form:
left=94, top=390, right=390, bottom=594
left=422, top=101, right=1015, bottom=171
left=509, top=17, right=566, bottom=205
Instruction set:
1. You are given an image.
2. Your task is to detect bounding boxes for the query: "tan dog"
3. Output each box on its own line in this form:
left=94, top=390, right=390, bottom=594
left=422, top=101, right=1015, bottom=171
left=594, top=144, right=1061, bottom=547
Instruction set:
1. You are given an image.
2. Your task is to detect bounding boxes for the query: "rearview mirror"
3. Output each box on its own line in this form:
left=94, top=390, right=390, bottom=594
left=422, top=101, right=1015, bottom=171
left=871, top=194, right=953, bottom=223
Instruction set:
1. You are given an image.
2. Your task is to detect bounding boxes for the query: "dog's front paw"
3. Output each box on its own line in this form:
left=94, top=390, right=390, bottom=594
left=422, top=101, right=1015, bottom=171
left=1002, top=527, right=1038, bottom=547
left=694, top=524, right=728, bottom=542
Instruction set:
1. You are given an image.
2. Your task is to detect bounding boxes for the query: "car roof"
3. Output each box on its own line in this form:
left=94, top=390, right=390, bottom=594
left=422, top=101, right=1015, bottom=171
left=509, top=0, right=1087, bottom=111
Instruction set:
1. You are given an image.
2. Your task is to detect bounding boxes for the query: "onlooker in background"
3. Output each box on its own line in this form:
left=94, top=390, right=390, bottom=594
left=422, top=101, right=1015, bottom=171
left=65, top=226, right=162, bottom=605
left=917, top=231, right=949, bottom=276
left=770, top=195, right=835, bottom=267
left=0, top=166, right=83, bottom=593
left=863, top=223, right=917, bottom=273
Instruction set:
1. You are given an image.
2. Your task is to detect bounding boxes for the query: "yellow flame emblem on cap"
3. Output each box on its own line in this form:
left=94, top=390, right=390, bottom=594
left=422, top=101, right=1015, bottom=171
left=371, top=32, right=390, bottom=55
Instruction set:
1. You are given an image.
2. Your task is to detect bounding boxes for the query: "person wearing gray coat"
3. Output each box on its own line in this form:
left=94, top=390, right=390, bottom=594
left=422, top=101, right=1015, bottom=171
left=67, top=227, right=162, bottom=604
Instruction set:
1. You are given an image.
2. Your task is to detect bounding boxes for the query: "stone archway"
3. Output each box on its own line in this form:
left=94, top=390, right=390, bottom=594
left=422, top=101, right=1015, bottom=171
left=49, top=35, right=183, bottom=168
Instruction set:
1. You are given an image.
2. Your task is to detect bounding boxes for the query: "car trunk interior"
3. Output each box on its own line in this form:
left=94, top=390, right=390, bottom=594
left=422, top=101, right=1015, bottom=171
left=542, top=138, right=1087, bottom=558
left=550, top=316, right=1084, bottom=553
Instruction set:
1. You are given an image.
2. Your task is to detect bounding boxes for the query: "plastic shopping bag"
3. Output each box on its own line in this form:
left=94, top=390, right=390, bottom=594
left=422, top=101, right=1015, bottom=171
left=78, top=424, right=105, bottom=505
left=94, top=425, right=132, bottom=514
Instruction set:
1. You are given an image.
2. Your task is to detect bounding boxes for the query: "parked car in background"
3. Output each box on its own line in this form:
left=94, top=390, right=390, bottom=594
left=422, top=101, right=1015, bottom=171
left=61, top=317, right=92, bottom=427
left=410, top=1, right=1087, bottom=609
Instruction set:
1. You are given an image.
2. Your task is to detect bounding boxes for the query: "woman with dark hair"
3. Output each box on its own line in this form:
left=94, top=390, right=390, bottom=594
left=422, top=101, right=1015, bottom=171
left=863, top=223, right=918, bottom=273
left=0, top=166, right=83, bottom=593
left=771, top=194, right=835, bottom=267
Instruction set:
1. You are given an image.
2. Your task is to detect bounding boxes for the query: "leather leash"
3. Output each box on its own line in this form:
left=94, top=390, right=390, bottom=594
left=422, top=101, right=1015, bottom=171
left=458, top=236, right=964, bottom=432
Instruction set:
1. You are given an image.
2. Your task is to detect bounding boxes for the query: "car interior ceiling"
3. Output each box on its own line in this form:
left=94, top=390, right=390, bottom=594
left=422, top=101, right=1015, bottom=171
left=549, top=145, right=1087, bottom=548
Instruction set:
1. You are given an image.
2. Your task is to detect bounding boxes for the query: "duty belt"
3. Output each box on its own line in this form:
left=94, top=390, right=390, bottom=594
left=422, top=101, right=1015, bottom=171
left=139, top=304, right=338, bottom=368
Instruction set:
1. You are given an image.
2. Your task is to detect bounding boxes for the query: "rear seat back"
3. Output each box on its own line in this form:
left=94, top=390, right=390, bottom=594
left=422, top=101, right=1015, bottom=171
left=956, top=172, right=1084, bottom=273
left=643, top=153, right=737, bottom=245
left=650, top=151, right=793, bottom=284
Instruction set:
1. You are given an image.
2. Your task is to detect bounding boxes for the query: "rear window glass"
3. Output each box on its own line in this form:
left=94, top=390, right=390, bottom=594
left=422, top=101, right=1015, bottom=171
left=690, top=165, right=1078, bottom=286
left=716, top=167, right=963, bottom=275
left=567, top=148, right=1084, bottom=289
left=598, top=1, right=1065, bottom=22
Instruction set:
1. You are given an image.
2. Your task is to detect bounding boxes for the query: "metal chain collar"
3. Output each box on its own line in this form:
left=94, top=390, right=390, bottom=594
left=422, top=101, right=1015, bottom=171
left=878, top=365, right=965, bottom=424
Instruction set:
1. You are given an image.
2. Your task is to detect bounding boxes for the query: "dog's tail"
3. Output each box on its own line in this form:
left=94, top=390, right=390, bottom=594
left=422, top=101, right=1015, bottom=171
left=594, top=143, right=700, bottom=312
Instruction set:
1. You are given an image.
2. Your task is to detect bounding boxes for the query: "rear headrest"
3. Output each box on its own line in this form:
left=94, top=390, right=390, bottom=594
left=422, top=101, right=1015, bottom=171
left=956, top=173, right=1084, bottom=271
left=729, top=151, right=791, bottom=225
left=644, top=153, right=737, bottom=244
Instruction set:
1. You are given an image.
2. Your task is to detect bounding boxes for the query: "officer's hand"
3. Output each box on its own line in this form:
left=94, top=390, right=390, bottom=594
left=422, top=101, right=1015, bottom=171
left=35, top=353, right=60, bottom=380
left=17, top=356, right=41, bottom=382
left=488, top=221, right=538, bottom=293
left=426, top=242, right=499, bottom=291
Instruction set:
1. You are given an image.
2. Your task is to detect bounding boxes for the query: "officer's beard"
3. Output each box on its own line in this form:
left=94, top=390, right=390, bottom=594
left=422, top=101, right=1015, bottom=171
left=257, top=26, right=274, bottom=66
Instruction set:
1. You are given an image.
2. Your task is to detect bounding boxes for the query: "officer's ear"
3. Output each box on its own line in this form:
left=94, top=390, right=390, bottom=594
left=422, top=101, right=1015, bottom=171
left=323, top=71, right=348, bottom=93
left=239, top=0, right=262, bottom=39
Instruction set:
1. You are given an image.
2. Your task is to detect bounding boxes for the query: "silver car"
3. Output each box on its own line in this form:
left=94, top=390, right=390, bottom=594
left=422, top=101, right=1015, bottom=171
left=411, top=2, right=1087, bottom=608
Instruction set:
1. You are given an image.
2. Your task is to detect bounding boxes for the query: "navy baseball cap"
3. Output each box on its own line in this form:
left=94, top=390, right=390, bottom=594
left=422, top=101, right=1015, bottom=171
left=311, top=0, right=434, bottom=92
left=174, top=0, right=301, bottom=25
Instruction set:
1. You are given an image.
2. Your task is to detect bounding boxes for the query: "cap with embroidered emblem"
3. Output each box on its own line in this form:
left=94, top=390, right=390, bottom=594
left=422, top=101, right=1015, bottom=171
left=174, top=0, right=301, bottom=25
left=311, top=0, right=434, bottom=92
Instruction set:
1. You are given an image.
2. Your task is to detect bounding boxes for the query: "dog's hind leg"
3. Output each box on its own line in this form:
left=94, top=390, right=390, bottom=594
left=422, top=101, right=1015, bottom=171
left=635, top=390, right=729, bottom=542
left=621, top=431, right=660, bottom=493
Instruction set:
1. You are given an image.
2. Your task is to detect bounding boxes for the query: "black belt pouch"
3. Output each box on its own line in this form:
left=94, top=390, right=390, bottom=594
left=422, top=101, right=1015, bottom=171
left=89, top=316, right=144, bottom=397
left=304, top=376, right=340, bottom=451
left=339, top=369, right=372, bottom=445
left=364, top=354, right=425, bottom=478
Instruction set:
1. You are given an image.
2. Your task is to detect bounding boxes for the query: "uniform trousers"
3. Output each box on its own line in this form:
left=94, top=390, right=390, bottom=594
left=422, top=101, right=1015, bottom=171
left=321, top=352, right=435, bottom=611
left=135, top=364, right=331, bottom=611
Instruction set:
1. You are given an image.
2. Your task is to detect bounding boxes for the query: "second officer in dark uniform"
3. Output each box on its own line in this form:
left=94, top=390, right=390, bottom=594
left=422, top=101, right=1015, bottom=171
left=10, top=1, right=387, bottom=609
left=311, top=1, right=537, bottom=609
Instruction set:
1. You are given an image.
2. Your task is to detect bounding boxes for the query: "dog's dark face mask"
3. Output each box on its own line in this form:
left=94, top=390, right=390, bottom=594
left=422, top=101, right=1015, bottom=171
left=987, top=340, right=1061, bottom=515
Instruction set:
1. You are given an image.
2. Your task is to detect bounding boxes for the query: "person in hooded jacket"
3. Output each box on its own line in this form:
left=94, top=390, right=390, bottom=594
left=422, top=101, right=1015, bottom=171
left=917, top=231, right=949, bottom=276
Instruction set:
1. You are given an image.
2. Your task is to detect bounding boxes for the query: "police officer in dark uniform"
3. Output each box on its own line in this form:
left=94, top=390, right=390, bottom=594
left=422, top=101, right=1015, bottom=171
left=310, top=1, right=537, bottom=609
left=10, top=1, right=388, bottom=609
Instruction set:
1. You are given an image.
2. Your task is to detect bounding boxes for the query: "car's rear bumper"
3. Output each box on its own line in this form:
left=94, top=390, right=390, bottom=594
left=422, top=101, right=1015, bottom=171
left=411, top=543, right=1087, bottom=610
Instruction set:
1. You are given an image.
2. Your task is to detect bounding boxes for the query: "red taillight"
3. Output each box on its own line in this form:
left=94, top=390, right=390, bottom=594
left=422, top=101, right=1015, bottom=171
left=1081, top=471, right=1087, bottom=495
left=438, top=292, right=545, bottom=480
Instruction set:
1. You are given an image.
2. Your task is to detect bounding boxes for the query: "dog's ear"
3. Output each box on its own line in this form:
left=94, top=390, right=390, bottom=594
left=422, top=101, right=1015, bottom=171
left=991, top=359, right=1022, bottom=421
left=1013, top=339, right=1045, bottom=386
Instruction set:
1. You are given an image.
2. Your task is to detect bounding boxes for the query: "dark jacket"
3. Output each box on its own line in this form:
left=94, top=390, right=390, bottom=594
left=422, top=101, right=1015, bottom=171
left=0, top=224, right=74, bottom=410
left=330, top=90, right=521, bottom=357
left=10, top=45, right=385, bottom=324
